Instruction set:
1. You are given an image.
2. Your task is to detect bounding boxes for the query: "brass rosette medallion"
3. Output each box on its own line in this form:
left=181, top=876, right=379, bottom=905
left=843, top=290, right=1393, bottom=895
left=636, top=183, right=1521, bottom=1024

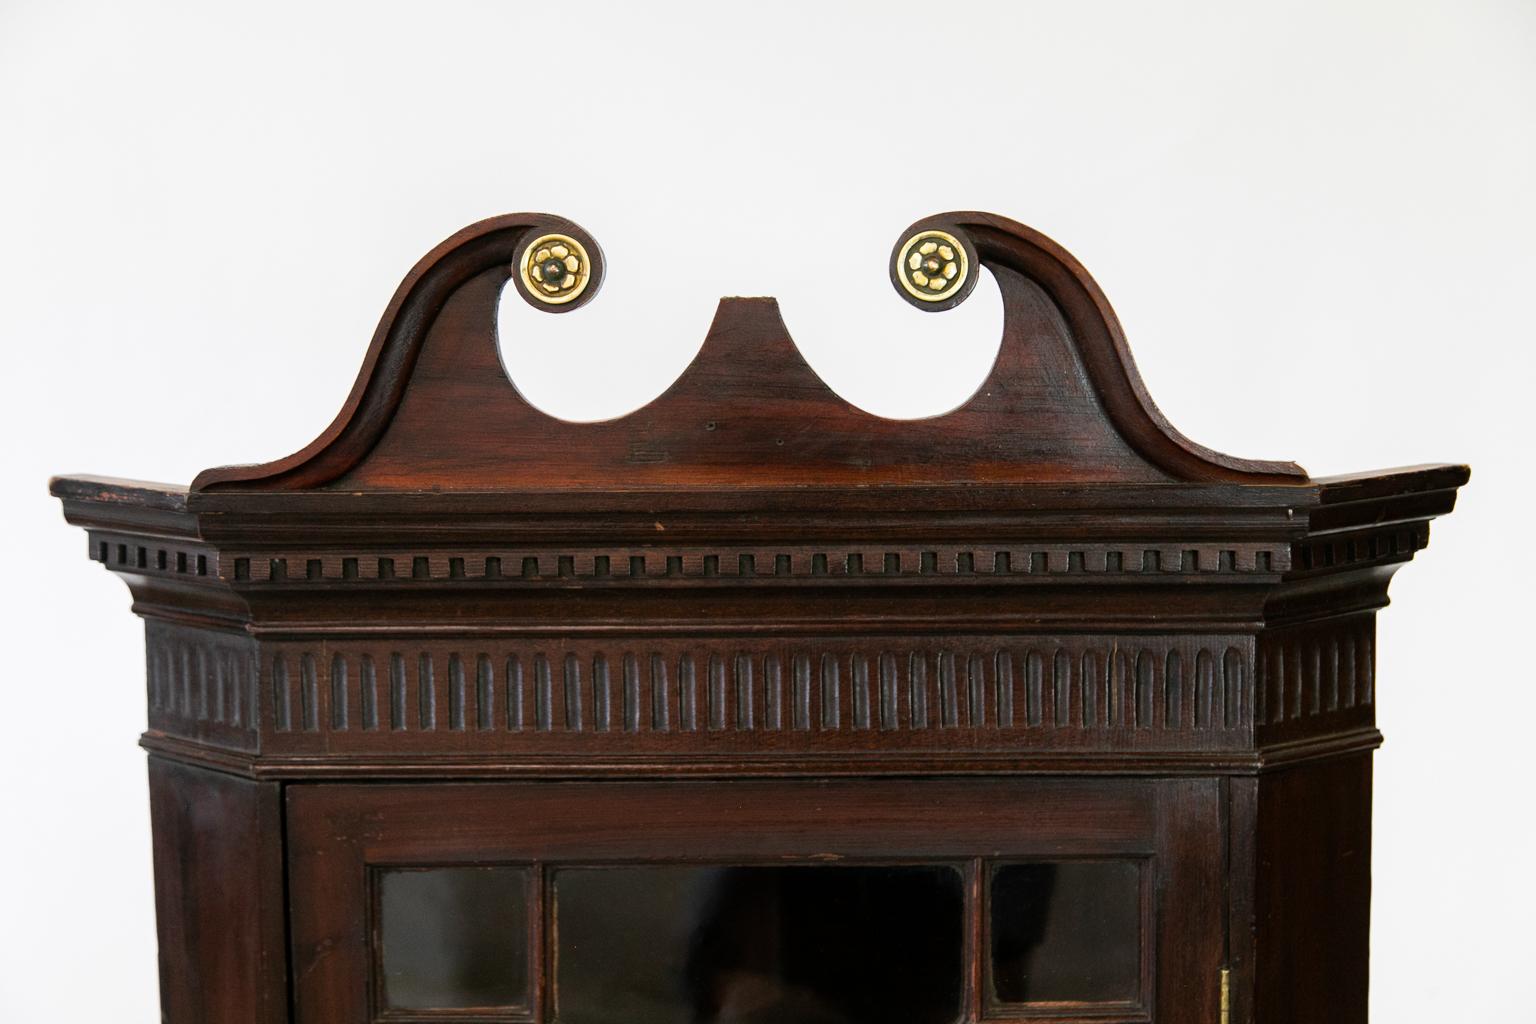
left=895, top=229, right=969, bottom=303
left=519, top=233, right=592, bottom=305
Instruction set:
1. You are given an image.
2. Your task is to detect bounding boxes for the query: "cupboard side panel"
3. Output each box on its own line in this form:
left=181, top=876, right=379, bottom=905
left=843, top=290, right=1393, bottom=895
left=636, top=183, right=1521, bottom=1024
left=148, top=756, right=288, bottom=1024
left=1252, top=755, right=1373, bottom=1024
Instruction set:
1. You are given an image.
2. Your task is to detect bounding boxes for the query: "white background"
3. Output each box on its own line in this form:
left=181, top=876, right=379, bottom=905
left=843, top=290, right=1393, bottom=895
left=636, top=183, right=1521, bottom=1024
left=2, top=1, right=1532, bottom=1020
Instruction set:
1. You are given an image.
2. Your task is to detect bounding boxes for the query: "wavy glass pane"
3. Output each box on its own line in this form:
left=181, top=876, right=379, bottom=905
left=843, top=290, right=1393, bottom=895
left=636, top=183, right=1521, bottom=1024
left=378, top=866, right=530, bottom=1010
left=990, top=860, right=1142, bottom=1005
left=554, top=864, right=964, bottom=1024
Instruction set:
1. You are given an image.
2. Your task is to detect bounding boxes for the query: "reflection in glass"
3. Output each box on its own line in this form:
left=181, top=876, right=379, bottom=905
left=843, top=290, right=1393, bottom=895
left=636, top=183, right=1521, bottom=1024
left=990, top=861, right=1141, bottom=1004
left=378, top=866, right=530, bottom=1010
left=555, top=864, right=964, bottom=1024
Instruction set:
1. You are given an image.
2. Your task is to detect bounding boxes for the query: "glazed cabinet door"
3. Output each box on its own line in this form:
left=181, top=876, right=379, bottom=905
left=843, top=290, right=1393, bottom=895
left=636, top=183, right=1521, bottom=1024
left=286, top=778, right=1224, bottom=1024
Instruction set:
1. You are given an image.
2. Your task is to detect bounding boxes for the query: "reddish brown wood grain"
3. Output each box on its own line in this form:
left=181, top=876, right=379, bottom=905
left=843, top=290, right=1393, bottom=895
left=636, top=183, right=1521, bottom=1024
left=1247, top=756, right=1375, bottom=1024
left=148, top=757, right=287, bottom=1024
left=50, top=211, right=1466, bottom=1023
left=287, top=779, right=1219, bottom=1024
left=191, top=212, right=1303, bottom=495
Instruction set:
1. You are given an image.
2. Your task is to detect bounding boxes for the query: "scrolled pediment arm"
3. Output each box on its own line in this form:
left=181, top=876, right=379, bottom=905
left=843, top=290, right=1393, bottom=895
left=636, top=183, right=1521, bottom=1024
left=891, top=211, right=1306, bottom=484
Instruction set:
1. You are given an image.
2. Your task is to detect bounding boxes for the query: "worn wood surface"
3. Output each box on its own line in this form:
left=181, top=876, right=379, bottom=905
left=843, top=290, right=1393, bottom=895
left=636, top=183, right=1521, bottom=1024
left=51, top=211, right=1466, bottom=1022
left=1245, top=755, right=1375, bottom=1024
left=189, top=212, right=1304, bottom=494
left=288, top=778, right=1222, bottom=1024
left=147, top=757, right=288, bottom=1024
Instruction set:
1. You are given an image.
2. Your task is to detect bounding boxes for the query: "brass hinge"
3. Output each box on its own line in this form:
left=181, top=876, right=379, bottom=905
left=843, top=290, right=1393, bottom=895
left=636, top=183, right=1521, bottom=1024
left=1220, top=967, right=1231, bottom=1024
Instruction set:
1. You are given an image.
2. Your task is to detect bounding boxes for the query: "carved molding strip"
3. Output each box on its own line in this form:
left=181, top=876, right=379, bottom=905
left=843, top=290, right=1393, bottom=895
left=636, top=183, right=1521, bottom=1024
left=1292, top=523, right=1429, bottom=575
left=139, top=622, right=1394, bottom=761
left=108, top=526, right=1456, bottom=592
left=222, top=543, right=1289, bottom=585
left=254, top=636, right=1256, bottom=756
left=92, top=531, right=216, bottom=580
left=88, top=522, right=1439, bottom=589
left=145, top=622, right=259, bottom=752
left=1255, top=615, right=1376, bottom=744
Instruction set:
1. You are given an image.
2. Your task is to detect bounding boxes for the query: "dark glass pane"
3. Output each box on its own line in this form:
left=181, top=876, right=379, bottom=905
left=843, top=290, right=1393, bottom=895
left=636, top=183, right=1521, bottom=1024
left=990, top=861, right=1141, bottom=1004
left=378, top=866, right=530, bottom=1010
left=555, top=864, right=964, bottom=1024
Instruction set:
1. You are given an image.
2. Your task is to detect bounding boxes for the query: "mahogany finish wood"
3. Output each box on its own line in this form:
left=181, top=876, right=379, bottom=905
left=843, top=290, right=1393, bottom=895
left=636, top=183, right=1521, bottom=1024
left=52, top=211, right=1465, bottom=1024
left=288, top=779, right=1221, bottom=1024
left=147, top=758, right=287, bottom=1024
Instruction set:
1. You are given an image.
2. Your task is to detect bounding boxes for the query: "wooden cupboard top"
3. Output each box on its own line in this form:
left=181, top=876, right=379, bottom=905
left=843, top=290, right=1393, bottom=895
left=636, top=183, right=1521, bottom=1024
left=50, top=211, right=1465, bottom=601
left=48, top=212, right=1465, bottom=780
left=185, top=211, right=1311, bottom=498
left=53, top=210, right=1463, bottom=519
